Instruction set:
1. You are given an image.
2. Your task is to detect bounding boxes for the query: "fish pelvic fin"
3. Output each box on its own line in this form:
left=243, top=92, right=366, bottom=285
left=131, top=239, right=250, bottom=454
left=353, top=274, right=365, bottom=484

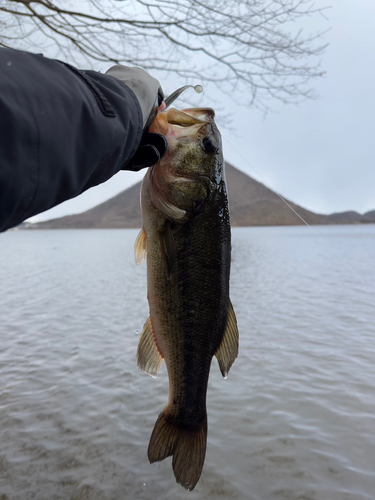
left=134, top=228, right=147, bottom=265
left=137, top=317, right=163, bottom=377
left=215, top=300, right=239, bottom=378
left=148, top=410, right=207, bottom=491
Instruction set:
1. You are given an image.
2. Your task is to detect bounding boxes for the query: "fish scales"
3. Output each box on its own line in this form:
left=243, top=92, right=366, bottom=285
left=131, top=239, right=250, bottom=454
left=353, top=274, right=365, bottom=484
left=146, top=189, right=230, bottom=423
left=135, top=107, right=239, bottom=490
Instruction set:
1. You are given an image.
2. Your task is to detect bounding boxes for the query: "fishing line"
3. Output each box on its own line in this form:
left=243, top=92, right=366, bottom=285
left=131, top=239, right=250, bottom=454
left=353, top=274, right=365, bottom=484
left=223, top=136, right=313, bottom=228
left=222, top=135, right=375, bottom=299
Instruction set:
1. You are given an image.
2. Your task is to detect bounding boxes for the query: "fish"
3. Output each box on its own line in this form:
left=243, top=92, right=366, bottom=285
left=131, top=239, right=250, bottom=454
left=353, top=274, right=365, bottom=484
left=134, top=107, right=239, bottom=490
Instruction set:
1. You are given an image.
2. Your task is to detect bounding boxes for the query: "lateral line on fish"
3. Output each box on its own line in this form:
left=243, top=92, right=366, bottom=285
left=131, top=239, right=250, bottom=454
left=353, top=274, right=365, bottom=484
left=223, top=135, right=375, bottom=300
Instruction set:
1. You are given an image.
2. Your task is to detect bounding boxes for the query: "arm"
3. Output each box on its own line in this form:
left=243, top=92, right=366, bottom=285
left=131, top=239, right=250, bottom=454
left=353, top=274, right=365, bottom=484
left=0, top=48, right=166, bottom=232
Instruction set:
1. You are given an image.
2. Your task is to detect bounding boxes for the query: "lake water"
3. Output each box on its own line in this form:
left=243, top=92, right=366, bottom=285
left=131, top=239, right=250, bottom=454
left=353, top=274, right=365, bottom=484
left=0, top=226, right=374, bottom=500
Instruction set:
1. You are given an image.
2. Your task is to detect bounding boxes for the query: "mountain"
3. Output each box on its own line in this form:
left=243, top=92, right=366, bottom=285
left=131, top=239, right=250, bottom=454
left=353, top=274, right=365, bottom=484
left=225, top=164, right=328, bottom=226
left=362, top=210, right=375, bottom=221
left=28, top=163, right=375, bottom=229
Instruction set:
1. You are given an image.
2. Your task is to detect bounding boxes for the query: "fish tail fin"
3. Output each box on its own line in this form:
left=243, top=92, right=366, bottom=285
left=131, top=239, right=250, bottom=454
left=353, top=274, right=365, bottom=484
left=148, top=410, right=207, bottom=491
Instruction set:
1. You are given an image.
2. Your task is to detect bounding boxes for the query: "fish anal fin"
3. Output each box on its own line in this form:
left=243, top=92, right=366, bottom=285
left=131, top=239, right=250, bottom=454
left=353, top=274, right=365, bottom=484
left=134, top=228, right=147, bottom=265
left=157, top=222, right=175, bottom=278
left=136, top=317, right=163, bottom=377
left=148, top=410, right=207, bottom=491
left=215, top=300, right=239, bottom=378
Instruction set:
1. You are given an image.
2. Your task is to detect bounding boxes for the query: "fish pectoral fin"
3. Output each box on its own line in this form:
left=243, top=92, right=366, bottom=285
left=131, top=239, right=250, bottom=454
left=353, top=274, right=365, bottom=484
left=136, top=317, right=163, bottom=377
left=157, top=222, right=175, bottom=278
left=215, top=300, right=239, bottom=378
left=134, top=228, right=147, bottom=265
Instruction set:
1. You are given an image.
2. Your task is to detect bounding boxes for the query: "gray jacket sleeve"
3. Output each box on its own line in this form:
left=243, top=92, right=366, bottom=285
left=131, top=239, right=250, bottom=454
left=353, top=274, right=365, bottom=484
left=0, top=48, right=144, bottom=232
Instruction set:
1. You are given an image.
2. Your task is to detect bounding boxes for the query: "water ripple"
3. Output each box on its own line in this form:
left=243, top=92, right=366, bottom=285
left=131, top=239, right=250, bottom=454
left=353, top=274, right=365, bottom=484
left=0, top=226, right=374, bottom=499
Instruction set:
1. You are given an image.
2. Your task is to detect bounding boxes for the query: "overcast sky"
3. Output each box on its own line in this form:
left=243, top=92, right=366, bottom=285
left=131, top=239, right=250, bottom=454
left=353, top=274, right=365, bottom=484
left=29, top=0, right=375, bottom=222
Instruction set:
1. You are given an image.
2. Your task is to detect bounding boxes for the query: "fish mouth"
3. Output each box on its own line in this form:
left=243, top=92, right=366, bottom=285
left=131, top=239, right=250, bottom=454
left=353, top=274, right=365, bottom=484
left=166, top=108, right=215, bottom=135
left=150, top=108, right=216, bottom=140
left=168, top=108, right=215, bottom=126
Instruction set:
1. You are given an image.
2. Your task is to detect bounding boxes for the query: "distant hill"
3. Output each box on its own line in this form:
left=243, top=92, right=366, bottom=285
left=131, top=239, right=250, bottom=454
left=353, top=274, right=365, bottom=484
left=28, top=163, right=375, bottom=229
left=327, top=209, right=375, bottom=224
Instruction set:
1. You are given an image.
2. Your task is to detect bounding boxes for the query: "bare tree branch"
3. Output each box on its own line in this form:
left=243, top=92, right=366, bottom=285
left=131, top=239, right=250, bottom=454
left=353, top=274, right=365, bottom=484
left=0, top=0, right=329, bottom=109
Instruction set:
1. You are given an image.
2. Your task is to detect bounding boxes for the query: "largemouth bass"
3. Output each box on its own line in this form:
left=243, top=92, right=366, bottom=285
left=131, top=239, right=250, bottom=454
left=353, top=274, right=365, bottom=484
left=134, top=107, right=239, bottom=490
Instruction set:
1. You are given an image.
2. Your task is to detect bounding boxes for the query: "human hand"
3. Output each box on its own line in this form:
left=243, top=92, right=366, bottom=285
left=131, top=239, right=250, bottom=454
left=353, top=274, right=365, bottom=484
left=106, top=65, right=168, bottom=171
left=105, top=65, right=164, bottom=129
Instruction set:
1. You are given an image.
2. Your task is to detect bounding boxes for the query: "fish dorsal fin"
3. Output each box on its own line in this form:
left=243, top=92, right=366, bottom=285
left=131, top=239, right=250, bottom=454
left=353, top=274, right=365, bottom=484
left=135, top=228, right=147, bottom=265
left=215, top=300, right=239, bottom=378
left=157, top=222, right=175, bottom=278
left=137, top=316, right=163, bottom=377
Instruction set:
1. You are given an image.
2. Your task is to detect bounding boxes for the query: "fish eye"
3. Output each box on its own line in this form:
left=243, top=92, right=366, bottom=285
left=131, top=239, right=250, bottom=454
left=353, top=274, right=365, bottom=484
left=202, top=137, right=218, bottom=154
